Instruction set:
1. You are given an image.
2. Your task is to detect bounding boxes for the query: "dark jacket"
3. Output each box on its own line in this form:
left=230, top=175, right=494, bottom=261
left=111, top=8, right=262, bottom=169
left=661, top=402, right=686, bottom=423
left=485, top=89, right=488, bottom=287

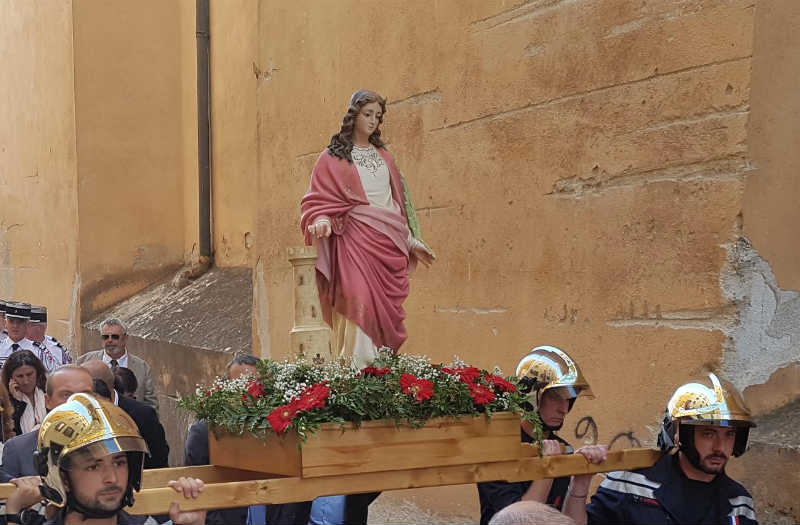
left=0, top=429, right=37, bottom=479
left=10, top=397, right=26, bottom=437
left=118, top=394, right=169, bottom=469
left=44, top=509, right=149, bottom=524
left=185, top=421, right=249, bottom=525
left=477, top=431, right=572, bottom=525
left=587, top=453, right=757, bottom=524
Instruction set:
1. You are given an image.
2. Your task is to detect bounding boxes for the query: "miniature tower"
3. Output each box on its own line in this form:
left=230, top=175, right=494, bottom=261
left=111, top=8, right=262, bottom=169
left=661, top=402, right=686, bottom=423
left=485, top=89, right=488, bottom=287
left=287, top=246, right=332, bottom=363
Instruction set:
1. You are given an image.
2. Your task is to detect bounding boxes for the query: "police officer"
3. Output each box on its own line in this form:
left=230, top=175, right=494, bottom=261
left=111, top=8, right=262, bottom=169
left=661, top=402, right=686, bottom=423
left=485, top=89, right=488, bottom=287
left=27, top=306, right=73, bottom=373
left=0, top=300, right=8, bottom=342
left=0, top=303, right=36, bottom=367
left=478, top=346, right=607, bottom=525
left=22, top=392, right=207, bottom=525
left=586, top=372, right=758, bottom=524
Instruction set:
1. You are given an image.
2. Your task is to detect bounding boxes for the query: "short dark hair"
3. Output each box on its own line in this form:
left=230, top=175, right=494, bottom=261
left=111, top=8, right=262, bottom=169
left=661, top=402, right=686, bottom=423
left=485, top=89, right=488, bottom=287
left=1, top=350, right=47, bottom=392
left=114, top=367, right=138, bottom=396
left=225, top=354, right=260, bottom=376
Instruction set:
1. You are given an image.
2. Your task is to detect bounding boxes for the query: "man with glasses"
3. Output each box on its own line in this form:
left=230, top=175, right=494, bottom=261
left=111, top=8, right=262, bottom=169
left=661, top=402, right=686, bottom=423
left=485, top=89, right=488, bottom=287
left=77, top=318, right=158, bottom=412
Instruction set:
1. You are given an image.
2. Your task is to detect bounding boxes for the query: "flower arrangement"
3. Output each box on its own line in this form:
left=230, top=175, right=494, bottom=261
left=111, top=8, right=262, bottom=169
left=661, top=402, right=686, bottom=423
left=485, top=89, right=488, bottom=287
left=180, top=350, right=541, bottom=444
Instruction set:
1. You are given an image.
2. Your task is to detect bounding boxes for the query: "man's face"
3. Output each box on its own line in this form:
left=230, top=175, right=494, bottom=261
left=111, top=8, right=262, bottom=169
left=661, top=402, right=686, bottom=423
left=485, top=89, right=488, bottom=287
left=6, top=317, right=28, bottom=341
left=692, top=425, right=736, bottom=474
left=27, top=322, right=46, bottom=343
left=228, top=363, right=257, bottom=380
left=66, top=452, right=128, bottom=513
left=46, top=369, right=95, bottom=410
left=101, top=324, right=127, bottom=359
left=538, top=388, right=571, bottom=430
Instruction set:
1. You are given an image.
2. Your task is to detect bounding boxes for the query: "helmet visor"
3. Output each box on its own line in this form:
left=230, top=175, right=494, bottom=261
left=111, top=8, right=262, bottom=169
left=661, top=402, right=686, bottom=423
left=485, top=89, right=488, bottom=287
left=61, top=436, right=149, bottom=469
left=545, top=385, right=594, bottom=400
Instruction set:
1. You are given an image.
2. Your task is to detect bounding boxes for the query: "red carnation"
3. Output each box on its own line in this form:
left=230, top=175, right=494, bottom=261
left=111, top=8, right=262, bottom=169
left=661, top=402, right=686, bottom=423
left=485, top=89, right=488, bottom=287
left=267, top=403, right=298, bottom=434
left=296, top=382, right=330, bottom=411
left=247, top=380, right=266, bottom=399
left=469, top=383, right=496, bottom=405
left=400, top=373, right=435, bottom=402
left=361, top=366, right=392, bottom=377
left=486, top=374, right=517, bottom=393
left=442, top=366, right=482, bottom=384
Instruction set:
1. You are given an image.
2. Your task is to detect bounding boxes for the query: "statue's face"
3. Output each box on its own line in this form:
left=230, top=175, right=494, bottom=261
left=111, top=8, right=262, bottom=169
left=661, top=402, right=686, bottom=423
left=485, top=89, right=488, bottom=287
left=355, top=101, right=382, bottom=140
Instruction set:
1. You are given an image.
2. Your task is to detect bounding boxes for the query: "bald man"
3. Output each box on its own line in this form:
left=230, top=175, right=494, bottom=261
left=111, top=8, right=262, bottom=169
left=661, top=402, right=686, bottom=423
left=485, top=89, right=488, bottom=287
left=82, top=360, right=169, bottom=468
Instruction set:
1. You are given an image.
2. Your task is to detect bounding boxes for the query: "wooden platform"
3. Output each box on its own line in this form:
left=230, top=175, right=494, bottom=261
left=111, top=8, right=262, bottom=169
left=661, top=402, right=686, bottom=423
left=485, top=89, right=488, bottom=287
left=0, top=447, right=661, bottom=515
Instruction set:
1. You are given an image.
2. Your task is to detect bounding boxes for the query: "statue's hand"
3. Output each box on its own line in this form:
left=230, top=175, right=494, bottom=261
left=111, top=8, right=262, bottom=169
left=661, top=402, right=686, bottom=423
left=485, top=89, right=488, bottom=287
left=412, top=242, right=435, bottom=267
left=308, top=219, right=332, bottom=239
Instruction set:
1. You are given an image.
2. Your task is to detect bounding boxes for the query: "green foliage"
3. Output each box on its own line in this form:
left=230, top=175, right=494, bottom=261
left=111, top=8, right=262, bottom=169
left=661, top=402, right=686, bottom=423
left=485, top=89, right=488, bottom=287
left=179, top=352, right=542, bottom=448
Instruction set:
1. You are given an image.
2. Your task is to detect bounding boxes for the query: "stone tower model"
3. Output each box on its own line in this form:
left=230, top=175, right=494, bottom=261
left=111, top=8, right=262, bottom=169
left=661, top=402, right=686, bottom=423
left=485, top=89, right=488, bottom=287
left=287, top=246, right=332, bottom=363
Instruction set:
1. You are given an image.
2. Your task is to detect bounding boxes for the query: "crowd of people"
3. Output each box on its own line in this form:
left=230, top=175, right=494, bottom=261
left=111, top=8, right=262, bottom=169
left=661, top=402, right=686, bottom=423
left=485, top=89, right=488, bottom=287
left=0, top=300, right=759, bottom=524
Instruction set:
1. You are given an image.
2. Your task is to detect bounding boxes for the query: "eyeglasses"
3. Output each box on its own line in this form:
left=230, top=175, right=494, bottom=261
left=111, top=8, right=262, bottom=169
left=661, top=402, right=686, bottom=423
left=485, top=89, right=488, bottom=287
left=101, top=334, right=122, bottom=340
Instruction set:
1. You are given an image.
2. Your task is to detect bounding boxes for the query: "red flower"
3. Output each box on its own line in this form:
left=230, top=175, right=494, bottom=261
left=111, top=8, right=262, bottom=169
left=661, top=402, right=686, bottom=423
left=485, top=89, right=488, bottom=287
left=248, top=380, right=266, bottom=398
left=469, top=383, right=496, bottom=405
left=442, top=366, right=482, bottom=384
left=400, top=373, right=435, bottom=402
left=296, top=383, right=330, bottom=411
left=361, top=366, right=392, bottom=377
left=486, top=374, right=517, bottom=393
left=267, top=403, right=298, bottom=434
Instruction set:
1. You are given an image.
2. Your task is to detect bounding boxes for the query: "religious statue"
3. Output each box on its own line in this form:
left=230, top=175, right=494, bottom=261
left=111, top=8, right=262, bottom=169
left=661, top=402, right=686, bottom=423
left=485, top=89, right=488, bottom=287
left=300, top=89, right=435, bottom=369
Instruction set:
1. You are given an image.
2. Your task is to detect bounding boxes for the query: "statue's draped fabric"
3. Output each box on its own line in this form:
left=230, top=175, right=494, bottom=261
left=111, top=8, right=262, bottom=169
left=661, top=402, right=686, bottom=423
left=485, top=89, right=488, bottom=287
left=301, top=149, right=412, bottom=358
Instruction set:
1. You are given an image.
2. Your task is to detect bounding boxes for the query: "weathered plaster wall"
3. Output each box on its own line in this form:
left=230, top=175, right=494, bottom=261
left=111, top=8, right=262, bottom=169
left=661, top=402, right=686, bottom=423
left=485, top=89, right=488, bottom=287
left=0, top=2, right=80, bottom=347
left=208, top=1, right=259, bottom=268
left=239, top=0, right=755, bottom=446
left=73, top=0, right=193, bottom=317
left=731, top=0, right=800, bottom=415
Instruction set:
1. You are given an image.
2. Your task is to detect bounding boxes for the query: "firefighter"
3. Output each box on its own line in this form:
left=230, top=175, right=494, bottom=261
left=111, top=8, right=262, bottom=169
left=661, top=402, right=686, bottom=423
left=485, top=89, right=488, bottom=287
left=586, top=372, right=757, bottom=524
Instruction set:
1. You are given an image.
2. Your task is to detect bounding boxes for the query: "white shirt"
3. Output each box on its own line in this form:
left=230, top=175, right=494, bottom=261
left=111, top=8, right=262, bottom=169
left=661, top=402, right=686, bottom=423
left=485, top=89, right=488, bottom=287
left=102, top=350, right=128, bottom=369
left=0, top=337, right=36, bottom=367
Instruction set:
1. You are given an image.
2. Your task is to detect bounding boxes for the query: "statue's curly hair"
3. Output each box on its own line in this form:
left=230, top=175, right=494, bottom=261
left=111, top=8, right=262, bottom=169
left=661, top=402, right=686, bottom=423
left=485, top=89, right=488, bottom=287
left=328, top=89, right=387, bottom=162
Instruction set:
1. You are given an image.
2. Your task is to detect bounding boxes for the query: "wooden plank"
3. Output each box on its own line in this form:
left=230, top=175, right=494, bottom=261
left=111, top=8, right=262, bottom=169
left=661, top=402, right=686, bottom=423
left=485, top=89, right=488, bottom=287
left=301, top=414, right=521, bottom=477
left=142, top=466, right=273, bottom=488
left=0, top=449, right=661, bottom=513
left=209, top=429, right=302, bottom=476
left=125, top=448, right=661, bottom=515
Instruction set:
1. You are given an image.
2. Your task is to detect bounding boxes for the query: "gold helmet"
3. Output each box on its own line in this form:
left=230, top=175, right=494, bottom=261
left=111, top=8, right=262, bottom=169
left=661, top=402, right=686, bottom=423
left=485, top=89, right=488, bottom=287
left=35, top=393, right=148, bottom=509
left=515, top=345, right=594, bottom=407
left=658, top=373, right=755, bottom=457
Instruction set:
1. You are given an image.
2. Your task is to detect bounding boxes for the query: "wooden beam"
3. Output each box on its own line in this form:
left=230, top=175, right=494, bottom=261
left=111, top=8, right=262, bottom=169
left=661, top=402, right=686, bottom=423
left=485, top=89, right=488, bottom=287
left=128, top=449, right=661, bottom=515
left=0, top=449, right=661, bottom=514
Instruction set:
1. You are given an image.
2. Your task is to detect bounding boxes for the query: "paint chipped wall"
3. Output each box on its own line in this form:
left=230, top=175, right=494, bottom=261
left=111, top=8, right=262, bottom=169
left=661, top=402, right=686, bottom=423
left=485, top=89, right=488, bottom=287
left=0, top=2, right=80, bottom=348
left=227, top=0, right=793, bottom=444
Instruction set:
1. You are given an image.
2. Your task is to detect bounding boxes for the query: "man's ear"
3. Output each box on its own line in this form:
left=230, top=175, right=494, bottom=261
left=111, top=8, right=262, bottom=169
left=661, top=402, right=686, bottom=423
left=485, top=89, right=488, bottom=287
left=673, top=421, right=680, bottom=446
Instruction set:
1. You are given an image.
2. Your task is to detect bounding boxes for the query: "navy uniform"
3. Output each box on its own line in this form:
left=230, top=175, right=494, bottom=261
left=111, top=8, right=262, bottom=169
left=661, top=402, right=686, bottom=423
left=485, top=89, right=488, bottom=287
left=478, top=345, right=596, bottom=525
left=0, top=300, right=8, bottom=343
left=587, top=373, right=758, bottom=525
left=29, top=306, right=73, bottom=372
left=0, top=303, right=36, bottom=368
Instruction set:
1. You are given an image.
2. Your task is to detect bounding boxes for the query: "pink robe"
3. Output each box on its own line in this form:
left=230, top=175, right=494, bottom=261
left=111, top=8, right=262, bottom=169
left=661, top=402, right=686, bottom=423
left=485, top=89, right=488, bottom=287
left=300, top=149, right=411, bottom=350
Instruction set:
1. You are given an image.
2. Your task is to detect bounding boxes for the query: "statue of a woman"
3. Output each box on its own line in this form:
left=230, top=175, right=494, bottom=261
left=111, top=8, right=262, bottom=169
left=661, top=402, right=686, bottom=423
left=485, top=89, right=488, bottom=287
left=300, top=89, right=435, bottom=369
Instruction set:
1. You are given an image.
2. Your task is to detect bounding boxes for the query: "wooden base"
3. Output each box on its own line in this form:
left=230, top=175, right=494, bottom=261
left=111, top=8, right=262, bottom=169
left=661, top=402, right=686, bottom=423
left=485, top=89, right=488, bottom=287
left=209, top=412, right=522, bottom=477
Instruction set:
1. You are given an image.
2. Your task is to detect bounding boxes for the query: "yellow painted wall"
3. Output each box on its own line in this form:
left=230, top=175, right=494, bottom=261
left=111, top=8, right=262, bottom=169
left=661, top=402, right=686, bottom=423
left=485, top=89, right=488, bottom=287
left=744, top=0, right=800, bottom=290
left=243, top=0, right=755, bottom=444
left=0, top=1, right=80, bottom=347
left=72, top=0, right=195, bottom=317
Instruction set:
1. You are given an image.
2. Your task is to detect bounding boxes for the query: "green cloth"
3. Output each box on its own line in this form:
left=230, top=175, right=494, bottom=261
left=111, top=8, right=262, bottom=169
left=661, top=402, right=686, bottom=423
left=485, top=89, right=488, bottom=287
left=401, top=175, right=432, bottom=253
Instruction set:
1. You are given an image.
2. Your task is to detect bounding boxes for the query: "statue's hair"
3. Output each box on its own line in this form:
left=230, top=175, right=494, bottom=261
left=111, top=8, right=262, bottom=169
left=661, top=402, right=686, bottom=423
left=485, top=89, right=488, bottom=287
left=328, top=89, right=387, bottom=162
